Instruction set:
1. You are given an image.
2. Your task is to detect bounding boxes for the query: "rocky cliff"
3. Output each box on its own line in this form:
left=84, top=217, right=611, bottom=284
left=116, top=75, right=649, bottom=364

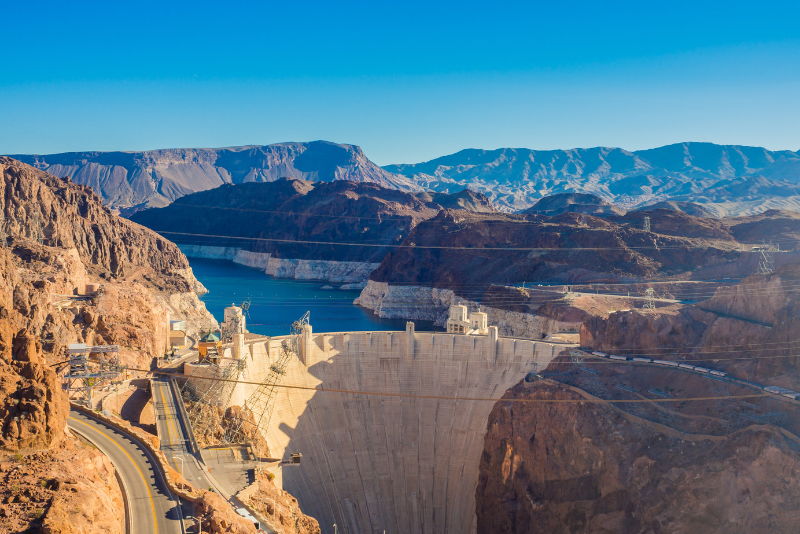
left=0, top=156, right=217, bottom=531
left=9, top=141, right=419, bottom=214
left=521, top=192, right=625, bottom=217
left=581, top=259, right=800, bottom=392
left=476, top=379, right=800, bottom=534
left=0, top=156, right=216, bottom=447
left=369, top=209, right=743, bottom=298
left=132, top=179, right=497, bottom=282
left=355, top=281, right=582, bottom=338
left=0, top=157, right=216, bottom=362
left=472, top=249, right=800, bottom=534
left=723, top=209, right=800, bottom=251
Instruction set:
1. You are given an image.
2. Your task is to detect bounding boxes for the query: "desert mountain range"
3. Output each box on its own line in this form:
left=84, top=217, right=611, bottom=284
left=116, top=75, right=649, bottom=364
left=9, top=141, right=800, bottom=216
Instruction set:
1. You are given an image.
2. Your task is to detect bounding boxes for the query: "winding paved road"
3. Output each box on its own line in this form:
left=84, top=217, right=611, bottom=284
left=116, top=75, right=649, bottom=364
left=67, top=409, right=183, bottom=534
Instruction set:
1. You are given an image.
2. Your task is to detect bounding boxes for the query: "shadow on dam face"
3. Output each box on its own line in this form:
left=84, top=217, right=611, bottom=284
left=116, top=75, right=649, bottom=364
left=227, top=330, right=568, bottom=534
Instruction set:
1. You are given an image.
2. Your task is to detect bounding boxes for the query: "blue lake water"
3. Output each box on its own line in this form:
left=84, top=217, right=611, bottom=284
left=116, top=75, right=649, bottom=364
left=188, top=257, right=430, bottom=336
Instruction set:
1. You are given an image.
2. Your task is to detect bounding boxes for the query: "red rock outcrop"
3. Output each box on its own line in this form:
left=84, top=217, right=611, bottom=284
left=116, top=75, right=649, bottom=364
left=371, top=209, right=743, bottom=297
left=193, top=491, right=258, bottom=534
left=0, top=157, right=222, bottom=533
left=476, top=381, right=800, bottom=534
left=238, top=472, right=321, bottom=534
left=0, top=434, right=124, bottom=534
left=0, top=245, right=68, bottom=452
left=582, top=259, right=800, bottom=392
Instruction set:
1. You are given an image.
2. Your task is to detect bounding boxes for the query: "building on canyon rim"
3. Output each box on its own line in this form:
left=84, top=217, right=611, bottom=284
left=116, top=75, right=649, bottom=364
left=182, top=318, right=574, bottom=534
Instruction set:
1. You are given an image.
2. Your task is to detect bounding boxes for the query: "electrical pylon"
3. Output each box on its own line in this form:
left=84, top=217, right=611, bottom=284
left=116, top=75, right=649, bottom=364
left=223, top=311, right=309, bottom=455
left=643, top=288, right=656, bottom=310
left=758, top=239, right=776, bottom=275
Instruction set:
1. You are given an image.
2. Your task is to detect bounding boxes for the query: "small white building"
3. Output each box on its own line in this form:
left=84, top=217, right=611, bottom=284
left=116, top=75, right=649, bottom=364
left=222, top=304, right=247, bottom=335
left=446, top=305, right=489, bottom=335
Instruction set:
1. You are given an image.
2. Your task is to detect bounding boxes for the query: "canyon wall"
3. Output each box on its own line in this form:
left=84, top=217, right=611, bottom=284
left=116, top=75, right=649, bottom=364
left=185, top=329, right=574, bottom=534
left=0, top=156, right=218, bottom=531
left=476, top=380, right=800, bottom=534
left=355, top=281, right=580, bottom=339
left=179, top=245, right=379, bottom=283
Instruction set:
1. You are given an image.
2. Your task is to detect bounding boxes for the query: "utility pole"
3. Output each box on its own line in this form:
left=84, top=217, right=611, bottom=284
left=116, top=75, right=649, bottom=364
left=643, top=216, right=651, bottom=233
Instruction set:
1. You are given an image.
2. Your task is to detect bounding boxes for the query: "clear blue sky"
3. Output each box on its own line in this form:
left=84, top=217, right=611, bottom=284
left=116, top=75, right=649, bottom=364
left=1, top=0, right=799, bottom=165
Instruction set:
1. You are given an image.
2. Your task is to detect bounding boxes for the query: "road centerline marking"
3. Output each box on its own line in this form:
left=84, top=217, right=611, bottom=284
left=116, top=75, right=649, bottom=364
left=68, top=416, right=159, bottom=534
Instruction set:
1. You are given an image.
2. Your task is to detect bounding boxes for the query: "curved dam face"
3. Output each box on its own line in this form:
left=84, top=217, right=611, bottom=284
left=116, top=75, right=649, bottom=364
left=199, top=325, right=572, bottom=534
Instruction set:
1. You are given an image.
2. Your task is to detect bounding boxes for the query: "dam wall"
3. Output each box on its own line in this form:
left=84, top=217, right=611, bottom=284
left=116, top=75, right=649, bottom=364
left=186, top=327, right=575, bottom=534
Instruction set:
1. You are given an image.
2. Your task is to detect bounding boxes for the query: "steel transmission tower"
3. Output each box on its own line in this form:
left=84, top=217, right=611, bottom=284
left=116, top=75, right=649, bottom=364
left=182, top=351, right=247, bottom=445
left=643, top=288, right=656, bottom=310
left=758, top=240, right=777, bottom=275
left=643, top=216, right=651, bottom=233
left=65, top=344, right=121, bottom=407
left=224, top=311, right=310, bottom=455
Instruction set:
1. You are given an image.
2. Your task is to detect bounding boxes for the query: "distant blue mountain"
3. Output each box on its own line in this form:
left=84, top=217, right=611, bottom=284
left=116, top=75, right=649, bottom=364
left=7, top=141, right=418, bottom=214
left=385, top=142, right=800, bottom=215
left=8, top=141, right=800, bottom=216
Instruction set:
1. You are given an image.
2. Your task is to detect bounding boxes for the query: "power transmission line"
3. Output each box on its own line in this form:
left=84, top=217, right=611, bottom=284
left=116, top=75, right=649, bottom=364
left=136, top=367, right=773, bottom=404
left=152, top=229, right=748, bottom=252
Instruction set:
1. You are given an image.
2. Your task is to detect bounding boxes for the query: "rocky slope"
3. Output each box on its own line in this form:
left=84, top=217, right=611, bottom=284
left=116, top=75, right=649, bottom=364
left=581, top=258, right=800, bottom=393
left=521, top=193, right=625, bottom=217
left=0, top=432, right=125, bottom=534
left=607, top=208, right=735, bottom=241
left=0, top=157, right=216, bottom=531
left=477, top=379, right=800, bottom=534
left=634, top=200, right=717, bottom=218
left=237, top=472, right=321, bottom=534
left=131, top=179, right=497, bottom=281
left=9, top=141, right=419, bottom=214
left=386, top=142, right=800, bottom=214
left=723, top=209, right=800, bottom=251
left=369, top=209, right=743, bottom=296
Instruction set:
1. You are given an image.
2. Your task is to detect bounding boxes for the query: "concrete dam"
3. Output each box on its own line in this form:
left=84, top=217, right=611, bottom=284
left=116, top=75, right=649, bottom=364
left=185, top=323, right=575, bottom=534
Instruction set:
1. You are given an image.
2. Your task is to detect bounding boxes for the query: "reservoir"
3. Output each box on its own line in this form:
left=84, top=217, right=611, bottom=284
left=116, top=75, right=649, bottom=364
left=188, top=257, right=428, bottom=336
